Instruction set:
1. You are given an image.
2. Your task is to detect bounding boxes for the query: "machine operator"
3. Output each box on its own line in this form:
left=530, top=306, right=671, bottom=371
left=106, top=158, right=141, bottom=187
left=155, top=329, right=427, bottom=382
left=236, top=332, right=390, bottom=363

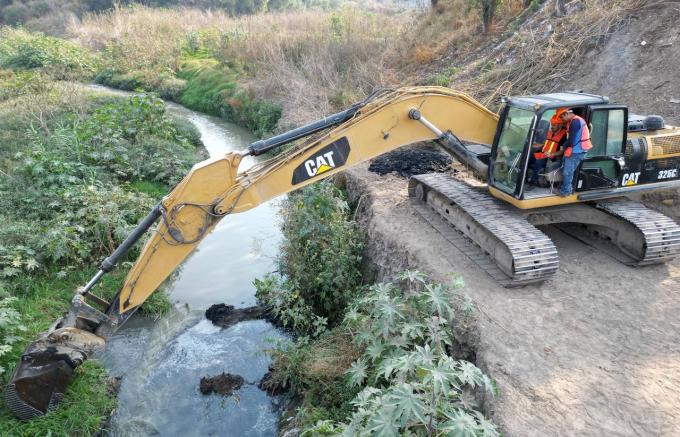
left=558, top=108, right=593, bottom=196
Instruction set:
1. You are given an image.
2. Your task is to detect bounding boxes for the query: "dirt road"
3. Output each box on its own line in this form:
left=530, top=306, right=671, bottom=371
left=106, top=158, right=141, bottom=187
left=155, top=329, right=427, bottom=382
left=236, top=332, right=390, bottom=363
left=342, top=164, right=680, bottom=437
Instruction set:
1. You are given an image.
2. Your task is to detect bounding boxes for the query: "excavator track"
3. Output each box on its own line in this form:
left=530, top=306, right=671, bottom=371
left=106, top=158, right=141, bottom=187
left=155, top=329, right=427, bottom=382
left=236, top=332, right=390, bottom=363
left=562, top=199, right=680, bottom=266
left=409, top=173, right=559, bottom=286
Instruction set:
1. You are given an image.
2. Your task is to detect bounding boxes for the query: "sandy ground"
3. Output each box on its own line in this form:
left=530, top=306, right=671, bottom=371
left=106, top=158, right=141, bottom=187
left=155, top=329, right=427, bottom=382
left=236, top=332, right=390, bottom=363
left=342, top=164, right=680, bottom=437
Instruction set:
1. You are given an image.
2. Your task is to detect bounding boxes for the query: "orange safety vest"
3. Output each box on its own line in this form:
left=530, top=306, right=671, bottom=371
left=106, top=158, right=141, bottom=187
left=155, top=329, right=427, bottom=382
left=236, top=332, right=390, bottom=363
left=564, top=115, right=593, bottom=157
left=534, top=128, right=566, bottom=160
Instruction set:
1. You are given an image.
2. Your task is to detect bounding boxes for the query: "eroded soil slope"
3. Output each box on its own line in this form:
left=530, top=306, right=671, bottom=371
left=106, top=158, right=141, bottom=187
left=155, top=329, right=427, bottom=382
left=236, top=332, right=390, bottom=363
left=564, top=3, right=680, bottom=124
left=342, top=164, right=680, bottom=437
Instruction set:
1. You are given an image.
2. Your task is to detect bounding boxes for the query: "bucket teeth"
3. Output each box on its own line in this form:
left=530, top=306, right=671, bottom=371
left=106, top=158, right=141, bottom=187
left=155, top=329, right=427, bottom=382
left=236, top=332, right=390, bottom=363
left=5, top=328, right=105, bottom=420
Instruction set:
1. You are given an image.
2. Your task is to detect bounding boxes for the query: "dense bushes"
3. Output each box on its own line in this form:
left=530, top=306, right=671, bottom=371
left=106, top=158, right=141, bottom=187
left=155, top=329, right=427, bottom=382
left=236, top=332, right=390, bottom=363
left=265, top=273, right=499, bottom=435
left=0, top=91, right=199, bottom=272
left=255, top=182, right=363, bottom=332
left=0, top=74, right=204, bottom=433
left=0, top=27, right=99, bottom=79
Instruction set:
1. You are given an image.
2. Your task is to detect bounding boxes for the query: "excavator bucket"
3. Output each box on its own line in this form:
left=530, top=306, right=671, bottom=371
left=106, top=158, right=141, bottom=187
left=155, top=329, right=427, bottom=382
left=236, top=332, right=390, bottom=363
left=5, top=327, right=105, bottom=420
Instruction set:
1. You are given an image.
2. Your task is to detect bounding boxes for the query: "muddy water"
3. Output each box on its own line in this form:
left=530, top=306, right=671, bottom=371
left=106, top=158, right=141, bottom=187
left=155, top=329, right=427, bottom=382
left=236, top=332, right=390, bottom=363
left=92, top=87, right=285, bottom=436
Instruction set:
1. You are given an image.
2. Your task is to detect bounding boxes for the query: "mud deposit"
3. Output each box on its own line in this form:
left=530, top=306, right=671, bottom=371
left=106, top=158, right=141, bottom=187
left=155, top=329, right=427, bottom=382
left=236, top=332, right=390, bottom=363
left=200, top=373, right=245, bottom=396
left=205, top=303, right=268, bottom=329
left=342, top=163, right=680, bottom=437
left=368, top=146, right=452, bottom=177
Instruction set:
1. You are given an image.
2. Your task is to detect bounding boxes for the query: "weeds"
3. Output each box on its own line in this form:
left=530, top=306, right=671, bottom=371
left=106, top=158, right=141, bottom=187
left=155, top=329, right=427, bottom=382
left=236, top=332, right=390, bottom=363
left=0, top=27, right=99, bottom=80
left=70, top=6, right=406, bottom=129
left=256, top=182, right=363, bottom=332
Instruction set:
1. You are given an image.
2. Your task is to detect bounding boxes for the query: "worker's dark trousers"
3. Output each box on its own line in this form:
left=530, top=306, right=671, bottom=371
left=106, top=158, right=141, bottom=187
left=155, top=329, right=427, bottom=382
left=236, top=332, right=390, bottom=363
left=528, top=154, right=547, bottom=184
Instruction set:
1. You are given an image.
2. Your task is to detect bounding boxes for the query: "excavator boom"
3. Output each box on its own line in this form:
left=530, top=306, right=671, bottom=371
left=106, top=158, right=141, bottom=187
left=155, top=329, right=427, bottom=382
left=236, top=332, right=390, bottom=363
left=6, top=87, right=499, bottom=419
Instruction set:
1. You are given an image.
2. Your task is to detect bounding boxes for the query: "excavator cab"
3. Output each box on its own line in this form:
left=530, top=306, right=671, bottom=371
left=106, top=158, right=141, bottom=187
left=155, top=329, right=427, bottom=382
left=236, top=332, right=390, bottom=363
left=487, top=92, right=632, bottom=207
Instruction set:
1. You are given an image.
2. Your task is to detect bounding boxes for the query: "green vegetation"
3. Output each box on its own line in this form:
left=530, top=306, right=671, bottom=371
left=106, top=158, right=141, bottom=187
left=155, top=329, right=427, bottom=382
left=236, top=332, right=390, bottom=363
left=254, top=180, right=496, bottom=434
left=0, top=28, right=99, bottom=80
left=0, top=71, right=202, bottom=435
left=264, top=272, right=499, bottom=435
left=255, top=182, right=363, bottom=334
left=96, top=56, right=281, bottom=137
left=177, top=57, right=281, bottom=137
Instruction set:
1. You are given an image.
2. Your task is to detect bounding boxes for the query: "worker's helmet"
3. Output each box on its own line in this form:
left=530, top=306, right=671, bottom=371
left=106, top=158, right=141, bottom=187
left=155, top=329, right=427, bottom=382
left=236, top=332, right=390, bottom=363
left=550, top=114, right=563, bottom=125
left=555, top=108, right=572, bottom=119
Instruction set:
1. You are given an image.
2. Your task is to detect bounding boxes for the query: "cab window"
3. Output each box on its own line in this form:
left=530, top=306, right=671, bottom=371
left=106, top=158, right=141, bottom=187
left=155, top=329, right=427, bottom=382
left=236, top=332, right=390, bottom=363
left=492, top=107, right=535, bottom=194
left=589, top=109, right=625, bottom=156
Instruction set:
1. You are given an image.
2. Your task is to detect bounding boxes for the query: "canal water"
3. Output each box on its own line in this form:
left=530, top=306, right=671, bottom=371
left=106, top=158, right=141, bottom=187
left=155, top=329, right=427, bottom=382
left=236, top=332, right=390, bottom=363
left=92, top=86, right=285, bottom=436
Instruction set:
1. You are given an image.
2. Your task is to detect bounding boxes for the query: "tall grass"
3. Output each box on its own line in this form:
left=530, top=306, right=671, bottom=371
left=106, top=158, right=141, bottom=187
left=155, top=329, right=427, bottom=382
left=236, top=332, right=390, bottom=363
left=70, top=6, right=409, bottom=127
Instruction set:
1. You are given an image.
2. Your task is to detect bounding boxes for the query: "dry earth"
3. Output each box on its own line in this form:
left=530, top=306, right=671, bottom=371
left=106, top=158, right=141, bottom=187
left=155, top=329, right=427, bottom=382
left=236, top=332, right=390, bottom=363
left=565, top=3, right=680, bottom=125
left=341, top=164, right=680, bottom=437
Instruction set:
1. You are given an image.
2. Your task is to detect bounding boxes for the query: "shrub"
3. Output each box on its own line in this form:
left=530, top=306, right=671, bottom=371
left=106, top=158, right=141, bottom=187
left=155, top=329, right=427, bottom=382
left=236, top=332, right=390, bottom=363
left=279, top=183, right=363, bottom=319
left=311, top=273, right=498, bottom=436
left=169, top=114, right=202, bottom=147
left=75, top=93, right=197, bottom=185
left=266, top=272, right=499, bottom=435
left=0, top=27, right=99, bottom=80
left=256, top=182, right=363, bottom=330
left=0, top=283, right=25, bottom=375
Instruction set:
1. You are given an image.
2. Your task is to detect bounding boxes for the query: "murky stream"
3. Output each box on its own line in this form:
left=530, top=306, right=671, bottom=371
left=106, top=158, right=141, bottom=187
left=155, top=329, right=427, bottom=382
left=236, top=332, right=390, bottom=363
left=91, top=86, right=285, bottom=436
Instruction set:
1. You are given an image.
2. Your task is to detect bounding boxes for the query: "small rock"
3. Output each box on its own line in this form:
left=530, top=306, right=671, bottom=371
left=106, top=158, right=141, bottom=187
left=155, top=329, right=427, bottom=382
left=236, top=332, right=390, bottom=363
left=661, top=199, right=675, bottom=206
left=199, top=372, right=244, bottom=396
left=640, top=40, right=647, bottom=46
left=670, top=99, right=680, bottom=105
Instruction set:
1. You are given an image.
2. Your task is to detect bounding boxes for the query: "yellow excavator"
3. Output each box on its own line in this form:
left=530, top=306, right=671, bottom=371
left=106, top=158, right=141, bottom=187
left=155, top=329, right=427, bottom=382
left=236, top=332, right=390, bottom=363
left=6, top=87, right=680, bottom=419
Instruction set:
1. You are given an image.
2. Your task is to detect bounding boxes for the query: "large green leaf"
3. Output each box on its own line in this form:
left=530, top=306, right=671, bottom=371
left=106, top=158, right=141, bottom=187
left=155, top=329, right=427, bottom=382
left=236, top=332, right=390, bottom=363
left=384, top=383, right=427, bottom=426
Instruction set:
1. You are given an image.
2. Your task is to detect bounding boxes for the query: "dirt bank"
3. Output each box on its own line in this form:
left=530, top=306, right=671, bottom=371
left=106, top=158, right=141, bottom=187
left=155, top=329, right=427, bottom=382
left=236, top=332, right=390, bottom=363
left=340, top=164, right=680, bottom=437
left=564, top=3, right=680, bottom=125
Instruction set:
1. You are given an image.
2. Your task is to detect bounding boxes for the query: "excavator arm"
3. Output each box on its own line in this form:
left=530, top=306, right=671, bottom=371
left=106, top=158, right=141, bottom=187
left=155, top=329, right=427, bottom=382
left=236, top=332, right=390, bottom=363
left=6, top=87, right=498, bottom=419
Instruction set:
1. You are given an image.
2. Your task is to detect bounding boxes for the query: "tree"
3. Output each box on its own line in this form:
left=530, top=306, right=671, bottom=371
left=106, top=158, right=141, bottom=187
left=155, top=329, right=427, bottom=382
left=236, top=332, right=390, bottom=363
left=474, top=0, right=499, bottom=33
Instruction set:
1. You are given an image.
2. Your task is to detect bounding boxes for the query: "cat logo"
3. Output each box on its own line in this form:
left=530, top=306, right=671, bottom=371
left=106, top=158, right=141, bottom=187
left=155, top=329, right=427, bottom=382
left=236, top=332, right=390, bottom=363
left=621, top=172, right=640, bottom=186
left=292, top=137, right=350, bottom=185
left=305, top=152, right=336, bottom=177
